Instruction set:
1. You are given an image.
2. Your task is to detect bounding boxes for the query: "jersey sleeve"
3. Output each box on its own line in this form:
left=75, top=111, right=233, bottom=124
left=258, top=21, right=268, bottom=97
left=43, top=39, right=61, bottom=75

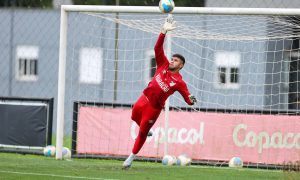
left=178, top=81, right=193, bottom=105
left=154, top=33, right=169, bottom=68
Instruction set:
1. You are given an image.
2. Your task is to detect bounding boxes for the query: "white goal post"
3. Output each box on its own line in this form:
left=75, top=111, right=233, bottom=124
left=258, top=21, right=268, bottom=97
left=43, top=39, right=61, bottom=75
left=57, top=5, right=300, bottom=160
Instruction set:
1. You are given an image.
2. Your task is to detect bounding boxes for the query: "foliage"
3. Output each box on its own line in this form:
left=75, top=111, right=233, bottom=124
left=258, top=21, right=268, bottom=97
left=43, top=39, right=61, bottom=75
left=0, top=0, right=52, bottom=8
left=73, top=0, right=205, bottom=7
left=0, top=0, right=204, bottom=8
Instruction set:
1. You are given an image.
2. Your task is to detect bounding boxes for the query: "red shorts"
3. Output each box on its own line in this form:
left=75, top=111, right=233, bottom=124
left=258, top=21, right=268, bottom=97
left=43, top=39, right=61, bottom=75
left=131, top=94, right=162, bottom=128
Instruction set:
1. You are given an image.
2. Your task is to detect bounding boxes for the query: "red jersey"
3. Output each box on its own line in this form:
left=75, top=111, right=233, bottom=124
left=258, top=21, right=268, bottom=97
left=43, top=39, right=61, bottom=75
left=143, top=33, right=193, bottom=109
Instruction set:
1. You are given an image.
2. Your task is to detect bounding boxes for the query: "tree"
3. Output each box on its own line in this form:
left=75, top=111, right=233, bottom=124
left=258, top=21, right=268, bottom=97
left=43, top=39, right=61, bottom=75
left=0, top=0, right=52, bottom=8
left=0, top=0, right=204, bottom=8
left=73, top=0, right=204, bottom=7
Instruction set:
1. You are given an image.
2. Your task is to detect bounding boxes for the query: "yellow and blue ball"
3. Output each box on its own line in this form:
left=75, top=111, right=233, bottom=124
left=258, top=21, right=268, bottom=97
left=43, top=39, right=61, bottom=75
left=159, top=0, right=175, bottom=13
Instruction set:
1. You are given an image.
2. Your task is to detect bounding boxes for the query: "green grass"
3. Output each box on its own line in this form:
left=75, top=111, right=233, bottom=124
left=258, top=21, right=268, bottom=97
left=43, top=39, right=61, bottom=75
left=0, top=153, right=298, bottom=180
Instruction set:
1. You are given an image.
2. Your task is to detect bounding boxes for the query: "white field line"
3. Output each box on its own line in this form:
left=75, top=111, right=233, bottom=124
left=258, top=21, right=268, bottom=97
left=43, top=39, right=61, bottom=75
left=0, top=170, right=119, bottom=180
left=190, top=165, right=282, bottom=173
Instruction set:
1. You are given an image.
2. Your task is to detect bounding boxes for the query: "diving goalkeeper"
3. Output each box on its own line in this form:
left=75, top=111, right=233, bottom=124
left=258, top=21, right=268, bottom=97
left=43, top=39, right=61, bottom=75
left=123, top=16, right=197, bottom=169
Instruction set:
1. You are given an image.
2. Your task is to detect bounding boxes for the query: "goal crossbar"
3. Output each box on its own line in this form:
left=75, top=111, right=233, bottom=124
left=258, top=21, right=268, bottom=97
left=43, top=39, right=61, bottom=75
left=61, top=5, right=300, bottom=15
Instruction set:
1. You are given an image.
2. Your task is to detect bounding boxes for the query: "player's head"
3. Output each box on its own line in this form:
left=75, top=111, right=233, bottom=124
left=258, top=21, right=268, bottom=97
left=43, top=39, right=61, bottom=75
left=169, top=54, right=185, bottom=72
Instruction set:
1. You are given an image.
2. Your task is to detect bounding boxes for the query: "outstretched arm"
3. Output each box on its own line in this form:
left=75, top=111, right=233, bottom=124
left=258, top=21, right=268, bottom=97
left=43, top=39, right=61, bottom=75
left=178, top=82, right=197, bottom=105
left=154, top=33, right=168, bottom=67
left=154, top=15, right=176, bottom=68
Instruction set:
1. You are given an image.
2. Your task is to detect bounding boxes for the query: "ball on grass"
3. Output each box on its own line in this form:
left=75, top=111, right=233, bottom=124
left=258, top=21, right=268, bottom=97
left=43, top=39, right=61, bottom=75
left=176, top=154, right=192, bottom=166
left=162, top=155, right=176, bottom=166
left=229, top=157, right=243, bottom=168
left=62, top=147, right=71, bottom=160
left=43, top=145, right=56, bottom=157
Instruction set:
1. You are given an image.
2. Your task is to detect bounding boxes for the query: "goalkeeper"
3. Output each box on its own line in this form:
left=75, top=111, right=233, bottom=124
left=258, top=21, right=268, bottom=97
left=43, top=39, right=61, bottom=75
left=123, top=16, right=197, bottom=169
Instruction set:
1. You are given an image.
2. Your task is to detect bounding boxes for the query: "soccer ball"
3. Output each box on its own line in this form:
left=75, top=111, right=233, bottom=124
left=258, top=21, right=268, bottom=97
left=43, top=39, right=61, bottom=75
left=43, top=145, right=56, bottom=157
left=162, top=155, right=176, bottom=166
left=176, top=154, right=192, bottom=166
left=159, top=0, right=175, bottom=13
left=62, top=147, right=71, bottom=159
left=229, top=157, right=243, bottom=168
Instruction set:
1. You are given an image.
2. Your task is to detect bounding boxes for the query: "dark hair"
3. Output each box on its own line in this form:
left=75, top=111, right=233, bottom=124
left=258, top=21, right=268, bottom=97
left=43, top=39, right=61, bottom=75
left=172, top=54, right=185, bottom=65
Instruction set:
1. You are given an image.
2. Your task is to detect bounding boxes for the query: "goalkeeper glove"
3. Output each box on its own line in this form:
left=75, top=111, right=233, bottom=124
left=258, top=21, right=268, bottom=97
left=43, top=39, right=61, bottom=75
left=189, top=95, right=197, bottom=105
left=161, top=15, right=176, bottom=34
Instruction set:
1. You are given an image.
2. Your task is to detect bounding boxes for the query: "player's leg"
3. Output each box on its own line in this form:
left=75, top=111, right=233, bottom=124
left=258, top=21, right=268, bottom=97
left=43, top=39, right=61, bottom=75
left=131, top=116, right=156, bottom=154
left=133, top=103, right=161, bottom=154
left=131, top=94, right=148, bottom=126
left=123, top=95, right=148, bottom=169
left=123, top=117, right=155, bottom=169
left=123, top=104, right=161, bottom=169
left=131, top=94, right=153, bottom=136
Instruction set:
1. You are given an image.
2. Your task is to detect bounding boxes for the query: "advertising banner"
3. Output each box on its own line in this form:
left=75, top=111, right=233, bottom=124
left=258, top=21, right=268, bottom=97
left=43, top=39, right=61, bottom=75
left=77, top=106, right=300, bottom=164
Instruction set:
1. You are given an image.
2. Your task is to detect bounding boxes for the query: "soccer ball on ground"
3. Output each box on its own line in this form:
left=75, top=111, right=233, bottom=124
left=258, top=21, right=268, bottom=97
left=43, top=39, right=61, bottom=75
left=159, top=0, right=175, bottom=13
left=229, top=157, right=243, bottom=168
left=162, top=155, right=176, bottom=166
left=43, top=145, right=56, bottom=157
left=176, top=154, right=192, bottom=166
left=62, top=147, right=71, bottom=159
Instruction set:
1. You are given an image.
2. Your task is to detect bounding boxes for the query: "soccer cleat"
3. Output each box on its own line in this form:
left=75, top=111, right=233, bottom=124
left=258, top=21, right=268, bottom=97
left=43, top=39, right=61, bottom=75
left=147, top=129, right=154, bottom=137
left=122, top=162, right=131, bottom=170
left=122, top=153, right=135, bottom=170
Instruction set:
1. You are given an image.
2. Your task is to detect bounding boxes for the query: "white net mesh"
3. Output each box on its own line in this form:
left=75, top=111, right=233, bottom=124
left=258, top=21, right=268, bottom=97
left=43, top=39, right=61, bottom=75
left=87, top=13, right=300, bottom=40
left=63, top=11, right=300, bottom=169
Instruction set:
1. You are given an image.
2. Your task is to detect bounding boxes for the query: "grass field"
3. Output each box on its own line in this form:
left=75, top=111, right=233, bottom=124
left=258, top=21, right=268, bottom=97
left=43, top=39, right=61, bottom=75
left=0, top=153, right=298, bottom=180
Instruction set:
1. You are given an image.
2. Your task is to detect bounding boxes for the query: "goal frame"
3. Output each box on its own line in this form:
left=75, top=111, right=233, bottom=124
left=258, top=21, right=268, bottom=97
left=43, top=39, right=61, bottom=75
left=57, top=5, right=300, bottom=159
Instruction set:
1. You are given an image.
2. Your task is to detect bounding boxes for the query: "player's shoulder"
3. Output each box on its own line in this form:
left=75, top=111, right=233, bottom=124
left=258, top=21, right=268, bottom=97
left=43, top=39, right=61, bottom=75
left=173, top=74, right=187, bottom=85
left=175, top=72, right=184, bottom=81
left=177, top=75, right=188, bottom=86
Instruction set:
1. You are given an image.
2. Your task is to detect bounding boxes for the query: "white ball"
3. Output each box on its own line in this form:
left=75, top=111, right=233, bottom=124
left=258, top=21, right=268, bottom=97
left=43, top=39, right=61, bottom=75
left=62, top=147, right=71, bottom=159
left=176, top=154, right=192, bottom=166
left=43, top=145, right=56, bottom=157
left=159, top=0, right=175, bottom=13
left=229, top=157, right=243, bottom=168
left=162, top=155, right=176, bottom=166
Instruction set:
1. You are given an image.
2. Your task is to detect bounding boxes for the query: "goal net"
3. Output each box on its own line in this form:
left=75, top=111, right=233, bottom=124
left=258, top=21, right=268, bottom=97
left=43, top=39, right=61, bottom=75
left=57, top=6, right=300, bottom=169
